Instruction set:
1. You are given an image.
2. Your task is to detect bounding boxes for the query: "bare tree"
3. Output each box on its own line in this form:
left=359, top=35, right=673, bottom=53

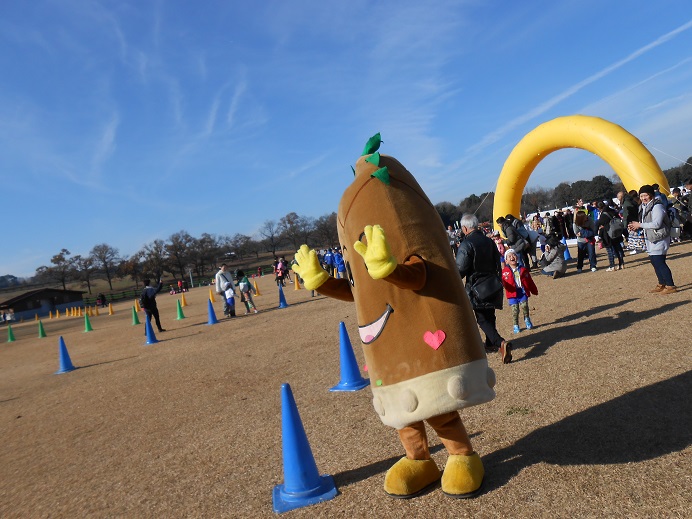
left=119, top=253, right=145, bottom=289
left=521, top=187, right=551, bottom=215
left=34, top=249, right=74, bottom=290
left=313, top=212, right=338, bottom=248
left=166, top=231, right=193, bottom=279
left=258, top=220, right=282, bottom=255
left=188, top=233, right=220, bottom=278
left=90, top=243, right=120, bottom=290
left=228, top=233, right=253, bottom=260
left=141, top=239, right=169, bottom=279
left=72, top=255, right=96, bottom=294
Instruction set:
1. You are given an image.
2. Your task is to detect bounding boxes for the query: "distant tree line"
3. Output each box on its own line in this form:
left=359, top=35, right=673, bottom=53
left=435, top=157, right=692, bottom=226
left=6, top=157, right=691, bottom=291
left=19, top=211, right=339, bottom=294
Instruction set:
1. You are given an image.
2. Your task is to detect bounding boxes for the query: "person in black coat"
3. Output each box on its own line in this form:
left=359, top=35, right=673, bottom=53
left=596, top=201, right=625, bottom=271
left=457, top=214, right=512, bottom=364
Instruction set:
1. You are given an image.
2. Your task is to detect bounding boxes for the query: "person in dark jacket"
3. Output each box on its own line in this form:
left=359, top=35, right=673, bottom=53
left=141, top=278, right=166, bottom=332
left=596, top=201, right=625, bottom=271
left=457, top=214, right=512, bottom=364
left=496, top=216, right=530, bottom=269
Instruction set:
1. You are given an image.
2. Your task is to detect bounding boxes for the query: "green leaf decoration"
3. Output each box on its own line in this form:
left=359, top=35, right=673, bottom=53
left=350, top=165, right=355, bottom=176
left=370, top=166, right=390, bottom=185
left=365, top=152, right=380, bottom=166
left=362, top=133, right=382, bottom=155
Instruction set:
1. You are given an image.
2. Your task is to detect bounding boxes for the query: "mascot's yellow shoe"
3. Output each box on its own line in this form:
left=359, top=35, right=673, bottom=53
left=441, top=453, right=484, bottom=498
left=384, top=457, right=441, bottom=498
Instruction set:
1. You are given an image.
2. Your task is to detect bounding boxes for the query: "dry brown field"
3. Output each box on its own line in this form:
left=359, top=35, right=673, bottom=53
left=1, top=243, right=690, bottom=518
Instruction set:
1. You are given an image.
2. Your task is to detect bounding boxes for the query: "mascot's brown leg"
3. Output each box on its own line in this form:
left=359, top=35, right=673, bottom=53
left=427, top=411, right=484, bottom=498
left=383, top=421, right=441, bottom=498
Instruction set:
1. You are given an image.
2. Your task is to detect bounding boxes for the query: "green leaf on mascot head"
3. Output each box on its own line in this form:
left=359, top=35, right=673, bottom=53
left=365, top=152, right=380, bottom=166
left=371, top=166, right=390, bottom=185
left=362, top=132, right=382, bottom=155
left=350, top=165, right=355, bottom=176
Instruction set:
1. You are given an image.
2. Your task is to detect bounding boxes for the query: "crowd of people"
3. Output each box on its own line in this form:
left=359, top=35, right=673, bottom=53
left=453, top=180, right=690, bottom=363
left=195, top=180, right=690, bottom=348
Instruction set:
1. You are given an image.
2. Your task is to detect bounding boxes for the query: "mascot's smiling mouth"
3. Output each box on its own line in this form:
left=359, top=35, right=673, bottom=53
left=358, top=304, right=393, bottom=344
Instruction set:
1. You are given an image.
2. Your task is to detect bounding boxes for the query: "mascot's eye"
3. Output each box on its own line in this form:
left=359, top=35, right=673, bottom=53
left=346, top=261, right=355, bottom=287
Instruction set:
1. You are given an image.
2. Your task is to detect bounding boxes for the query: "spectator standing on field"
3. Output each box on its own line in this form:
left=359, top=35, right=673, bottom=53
left=457, top=213, right=512, bottom=364
left=215, top=263, right=237, bottom=317
left=628, top=185, right=677, bottom=294
left=141, top=278, right=166, bottom=332
left=596, top=201, right=625, bottom=271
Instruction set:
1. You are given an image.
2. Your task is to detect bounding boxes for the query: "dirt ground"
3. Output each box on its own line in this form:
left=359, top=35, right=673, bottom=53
left=1, top=243, right=690, bottom=518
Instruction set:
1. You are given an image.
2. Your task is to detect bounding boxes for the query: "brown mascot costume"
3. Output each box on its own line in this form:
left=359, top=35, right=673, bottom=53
left=292, top=134, right=495, bottom=498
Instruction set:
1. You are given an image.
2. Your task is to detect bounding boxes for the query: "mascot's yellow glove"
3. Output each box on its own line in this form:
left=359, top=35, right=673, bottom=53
left=292, top=244, right=330, bottom=290
left=353, top=225, right=397, bottom=280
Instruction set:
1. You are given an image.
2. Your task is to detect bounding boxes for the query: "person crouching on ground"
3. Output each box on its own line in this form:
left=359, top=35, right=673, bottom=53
left=539, top=235, right=567, bottom=279
left=501, top=249, right=538, bottom=334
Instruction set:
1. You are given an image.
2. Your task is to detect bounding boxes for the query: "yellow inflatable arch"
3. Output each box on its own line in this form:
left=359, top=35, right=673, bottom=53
left=493, top=115, right=669, bottom=227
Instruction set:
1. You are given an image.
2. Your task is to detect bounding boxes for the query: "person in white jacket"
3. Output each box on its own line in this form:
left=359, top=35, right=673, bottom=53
left=215, top=264, right=237, bottom=316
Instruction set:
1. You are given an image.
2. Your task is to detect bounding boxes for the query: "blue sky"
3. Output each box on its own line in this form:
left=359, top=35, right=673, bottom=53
left=2, top=1, right=692, bottom=278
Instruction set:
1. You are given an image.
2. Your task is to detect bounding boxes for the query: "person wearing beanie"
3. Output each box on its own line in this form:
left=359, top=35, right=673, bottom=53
left=501, top=249, right=538, bottom=334
left=628, top=185, right=677, bottom=294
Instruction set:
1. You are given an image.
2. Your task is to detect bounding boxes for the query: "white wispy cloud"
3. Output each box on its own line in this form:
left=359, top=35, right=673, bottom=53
left=204, top=94, right=221, bottom=137
left=227, top=79, right=247, bottom=128
left=91, top=112, right=119, bottom=176
left=465, top=18, right=692, bottom=157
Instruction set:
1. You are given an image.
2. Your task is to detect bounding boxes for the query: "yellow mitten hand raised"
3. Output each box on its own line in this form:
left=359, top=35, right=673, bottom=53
left=353, top=225, right=397, bottom=280
left=292, top=244, right=329, bottom=290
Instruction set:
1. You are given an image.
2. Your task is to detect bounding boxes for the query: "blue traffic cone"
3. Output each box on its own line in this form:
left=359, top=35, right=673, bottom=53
left=207, top=299, right=219, bottom=325
left=278, top=285, right=289, bottom=309
left=144, top=318, right=159, bottom=345
left=330, top=322, right=370, bottom=392
left=55, top=336, right=76, bottom=374
left=272, top=383, right=338, bottom=513
left=562, top=236, right=572, bottom=260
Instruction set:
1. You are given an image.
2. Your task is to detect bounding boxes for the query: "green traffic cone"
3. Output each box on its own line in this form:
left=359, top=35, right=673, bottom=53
left=132, top=306, right=141, bottom=325
left=38, top=320, right=47, bottom=338
left=84, top=313, right=94, bottom=332
left=176, top=299, right=186, bottom=320
left=7, top=323, right=15, bottom=342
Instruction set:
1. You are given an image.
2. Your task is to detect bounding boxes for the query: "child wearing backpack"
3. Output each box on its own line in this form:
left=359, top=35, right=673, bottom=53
left=501, top=249, right=538, bottom=334
left=235, top=270, right=258, bottom=314
left=596, top=202, right=625, bottom=271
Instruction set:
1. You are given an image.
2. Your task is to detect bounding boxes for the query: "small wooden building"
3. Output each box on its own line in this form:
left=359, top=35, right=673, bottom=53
left=0, top=288, right=85, bottom=320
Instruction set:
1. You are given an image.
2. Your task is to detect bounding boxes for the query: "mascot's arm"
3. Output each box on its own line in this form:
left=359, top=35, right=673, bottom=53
left=382, top=255, right=426, bottom=291
left=292, top=244, right=354, bottom=302
left=354, top=225, right=426, bottom=290
left=316, top=277, right=354, bottom=302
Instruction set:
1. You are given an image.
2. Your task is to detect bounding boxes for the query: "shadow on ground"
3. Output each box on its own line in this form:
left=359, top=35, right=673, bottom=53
left=515, top=300, right=689, bottom=361
left=333, top=372, right=691, bottom=493
left=482, top=370, right=692, bottom=492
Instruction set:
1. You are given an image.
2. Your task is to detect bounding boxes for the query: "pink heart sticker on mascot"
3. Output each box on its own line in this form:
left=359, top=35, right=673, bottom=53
left=423, top=330, right=446, bottom=350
